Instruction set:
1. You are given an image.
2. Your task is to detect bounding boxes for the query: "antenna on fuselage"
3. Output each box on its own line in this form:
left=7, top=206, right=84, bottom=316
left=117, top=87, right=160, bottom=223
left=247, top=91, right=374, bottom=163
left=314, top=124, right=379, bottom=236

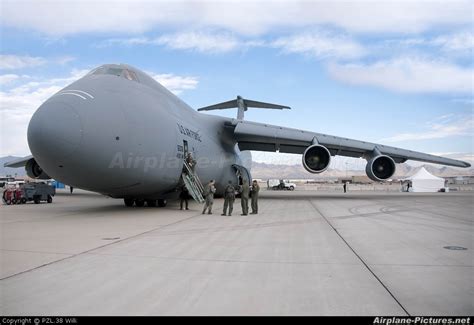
left=197, top=96, right=291, bottom=120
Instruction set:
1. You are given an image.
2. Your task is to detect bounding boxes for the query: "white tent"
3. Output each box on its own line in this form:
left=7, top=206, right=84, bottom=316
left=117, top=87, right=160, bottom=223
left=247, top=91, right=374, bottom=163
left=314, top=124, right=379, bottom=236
left=403, top=167, right=445, bottom=193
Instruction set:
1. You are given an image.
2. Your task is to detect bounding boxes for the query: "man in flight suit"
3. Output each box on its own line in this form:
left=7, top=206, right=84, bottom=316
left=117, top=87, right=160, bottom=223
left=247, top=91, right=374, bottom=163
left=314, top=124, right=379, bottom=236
left=186, top=152, right=197, bottom=173
left=179, top=184, right=190, bottom=210
left=222, top=181, right=236, bottom=216
left=250, top=180, right=260, bottom=214
left=202, top=180, right=216, bottom=214
left=240, top=181, right=250, bottom=216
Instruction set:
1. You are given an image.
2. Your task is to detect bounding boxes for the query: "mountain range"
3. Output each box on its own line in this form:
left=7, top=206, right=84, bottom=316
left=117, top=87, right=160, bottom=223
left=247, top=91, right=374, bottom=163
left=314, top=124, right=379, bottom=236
left=249, top=161, right=474, bottom=180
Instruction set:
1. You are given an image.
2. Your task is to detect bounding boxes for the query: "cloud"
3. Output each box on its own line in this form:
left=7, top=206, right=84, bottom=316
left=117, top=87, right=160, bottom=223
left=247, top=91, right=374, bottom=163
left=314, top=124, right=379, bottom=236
left=150, top=73, right=199, bottom=94
left=0, top=55, right=46, bottom=70
left=56, top=56, right=76, bottom=65
left=152, top=31, right=241, bottom=53
left=1, top=0, right=472, bottom=36
left=431, top=31, right=474, bottom=53
left=383, top=31, right=474, bottom=56
left=0, top=74, right=21, bottom=85
left=100, top=31, right=263, bottom=53
left=380, top=115, right=473, bottom=142
left=102, top=30, right=365, bottom=59
left=327, top=57, right=474, bottom=94
left=99, top=37, right=152, bottom=47
left=272, top=31, right=366, bottom=60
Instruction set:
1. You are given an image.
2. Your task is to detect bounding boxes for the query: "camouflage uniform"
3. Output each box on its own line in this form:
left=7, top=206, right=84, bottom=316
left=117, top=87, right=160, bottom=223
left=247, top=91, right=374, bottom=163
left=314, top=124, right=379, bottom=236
left=222, top=183, right=236, bottom=216
left=240, top=182, right=250, bottom=215
left=186, top=153, right=197, bottom=173
left=179, top=185, right=190, bottom=210
left=202, top=181, right=216, bottom=214
left=251, top=181, right=260, bottom=214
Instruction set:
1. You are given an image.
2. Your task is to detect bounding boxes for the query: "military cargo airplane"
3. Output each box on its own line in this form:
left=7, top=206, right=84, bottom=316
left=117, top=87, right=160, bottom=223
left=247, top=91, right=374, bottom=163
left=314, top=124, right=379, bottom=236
left=5, top=64, right=471, bottom=207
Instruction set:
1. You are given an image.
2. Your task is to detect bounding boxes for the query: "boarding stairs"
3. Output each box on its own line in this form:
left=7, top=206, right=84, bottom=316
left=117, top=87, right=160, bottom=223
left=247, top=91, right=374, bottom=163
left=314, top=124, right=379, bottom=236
left=182, top=160, right=205, bottom=203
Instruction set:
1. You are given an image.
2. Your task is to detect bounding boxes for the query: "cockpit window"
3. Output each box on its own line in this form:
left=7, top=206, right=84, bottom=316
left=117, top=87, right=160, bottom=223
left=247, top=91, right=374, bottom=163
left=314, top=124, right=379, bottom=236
left=92, top=66, right=139, bottom=82
left=106, top=67, right=124, bottom=77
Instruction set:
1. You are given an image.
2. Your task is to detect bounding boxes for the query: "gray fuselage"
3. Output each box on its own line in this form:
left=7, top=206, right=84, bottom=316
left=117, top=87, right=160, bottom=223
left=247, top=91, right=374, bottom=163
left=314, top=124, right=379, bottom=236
left=27, top=64, right=246, bottom=199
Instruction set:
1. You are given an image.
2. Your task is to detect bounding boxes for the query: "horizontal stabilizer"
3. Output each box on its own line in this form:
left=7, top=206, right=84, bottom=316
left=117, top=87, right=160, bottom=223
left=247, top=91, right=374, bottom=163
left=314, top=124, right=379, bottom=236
left=197, top=96, right=290, bottom=120
left=197, top=99, right=238, bottom=111
left=243, top=99, right=291, bottom=110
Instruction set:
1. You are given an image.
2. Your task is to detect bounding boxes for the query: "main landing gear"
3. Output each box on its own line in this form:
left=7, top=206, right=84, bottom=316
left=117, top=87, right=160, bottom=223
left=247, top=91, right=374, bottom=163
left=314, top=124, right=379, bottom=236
left=123, top=198, right=167, bottom=207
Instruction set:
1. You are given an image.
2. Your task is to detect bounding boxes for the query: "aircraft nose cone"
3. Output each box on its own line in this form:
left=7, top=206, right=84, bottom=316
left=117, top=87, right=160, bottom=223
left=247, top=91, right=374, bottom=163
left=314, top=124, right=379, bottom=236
left=28, top=100, right=83, bottom=162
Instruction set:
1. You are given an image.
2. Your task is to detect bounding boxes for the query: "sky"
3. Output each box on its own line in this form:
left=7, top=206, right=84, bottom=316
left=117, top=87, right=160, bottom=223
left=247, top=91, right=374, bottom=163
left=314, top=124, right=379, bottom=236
left=0, top=0, right=473, bottom=170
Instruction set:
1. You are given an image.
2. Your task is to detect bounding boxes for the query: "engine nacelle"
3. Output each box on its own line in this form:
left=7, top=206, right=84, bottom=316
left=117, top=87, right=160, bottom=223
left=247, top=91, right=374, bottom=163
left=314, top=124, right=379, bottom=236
left=302, top=144, right=331, bottom=173
left=25, top=158, right=51, bottom=179
left=365, top=155, right=396, bottom=182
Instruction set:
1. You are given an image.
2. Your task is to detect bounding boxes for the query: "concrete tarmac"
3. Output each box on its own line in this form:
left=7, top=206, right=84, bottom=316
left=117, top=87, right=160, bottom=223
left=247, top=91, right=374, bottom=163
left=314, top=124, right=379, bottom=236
left=1, top=189, right=472, bottom=315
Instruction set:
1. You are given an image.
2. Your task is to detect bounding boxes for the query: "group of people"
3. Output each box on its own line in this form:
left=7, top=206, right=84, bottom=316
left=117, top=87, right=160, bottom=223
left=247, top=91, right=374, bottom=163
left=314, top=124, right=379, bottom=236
left=201, top=179, right=260, bottom=216
left=179, top=152, right=260, bottom=216
left=180, top=178, right=260, bottom=216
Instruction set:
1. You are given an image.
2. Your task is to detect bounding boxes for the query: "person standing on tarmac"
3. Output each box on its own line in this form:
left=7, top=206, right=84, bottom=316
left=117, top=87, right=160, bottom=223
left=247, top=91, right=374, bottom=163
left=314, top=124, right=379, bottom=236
left=240, top=181, right=250, bottom=216
left=222, top=181, right=236, bottom=216
left=202, top=180, right=216, bottom=214
left=250, top=180, right=260, bottom=214
left=179, top=184, right=190, bottom=210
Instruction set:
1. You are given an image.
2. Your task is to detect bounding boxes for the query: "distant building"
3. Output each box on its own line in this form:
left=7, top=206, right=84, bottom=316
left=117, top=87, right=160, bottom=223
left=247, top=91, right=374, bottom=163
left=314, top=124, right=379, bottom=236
left=337, top=177, right=352, bottom=184
left=445, top=176, right=474, bottom=185
left=0, top=176, right=15, bottom=187
left=351, top=176, right=373, bottom=184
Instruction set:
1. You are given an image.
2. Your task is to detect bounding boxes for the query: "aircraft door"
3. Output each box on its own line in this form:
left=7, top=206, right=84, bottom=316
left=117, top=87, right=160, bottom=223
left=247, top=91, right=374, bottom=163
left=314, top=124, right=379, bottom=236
left=183, top=140, right=188, bottom=156
left=232, top=164, right=251, bottom=186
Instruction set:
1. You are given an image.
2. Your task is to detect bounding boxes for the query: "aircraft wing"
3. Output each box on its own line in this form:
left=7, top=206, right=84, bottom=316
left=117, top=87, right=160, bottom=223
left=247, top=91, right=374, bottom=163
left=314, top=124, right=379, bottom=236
left=4, top=155, right=33, bottom=168
left=229, top=120, right=470, bottom=168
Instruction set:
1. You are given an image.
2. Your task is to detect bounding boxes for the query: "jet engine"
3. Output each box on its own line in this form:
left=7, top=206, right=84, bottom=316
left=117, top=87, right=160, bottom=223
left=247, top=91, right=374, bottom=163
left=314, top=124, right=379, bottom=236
left=302, top=144, right=331, bottom=173
left=365, top=155, right=396, bottom=182
left=25, top=158, right=51, bottom=179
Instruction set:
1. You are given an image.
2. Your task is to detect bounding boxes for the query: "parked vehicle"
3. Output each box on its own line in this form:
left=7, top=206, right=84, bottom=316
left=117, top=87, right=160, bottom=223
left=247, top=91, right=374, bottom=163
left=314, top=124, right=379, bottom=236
left=267, top=179, right=296, bottom=191
left=2, top=183, right=55, bottom=205
left=2, top=187, right=25, bottom=205
left=22, top=183, right=55, bottom=204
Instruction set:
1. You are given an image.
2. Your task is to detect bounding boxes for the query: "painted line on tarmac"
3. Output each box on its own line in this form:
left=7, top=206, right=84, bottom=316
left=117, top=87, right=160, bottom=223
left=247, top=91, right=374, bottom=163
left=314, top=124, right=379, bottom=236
left=309, top=199, right=410, bottom=316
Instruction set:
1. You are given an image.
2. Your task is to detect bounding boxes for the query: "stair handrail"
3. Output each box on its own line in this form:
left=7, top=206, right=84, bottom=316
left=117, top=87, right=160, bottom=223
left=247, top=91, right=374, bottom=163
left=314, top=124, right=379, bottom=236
left=183, top=160, right=204, bottom=193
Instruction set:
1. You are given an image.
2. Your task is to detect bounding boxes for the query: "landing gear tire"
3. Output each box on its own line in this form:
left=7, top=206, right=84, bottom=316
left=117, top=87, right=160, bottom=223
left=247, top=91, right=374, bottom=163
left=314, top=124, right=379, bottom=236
left=135, top=199, right=145, bottom=207
left=157, top=199, right=167, bottom=207
left=124, top=198, right=134, bottom=207
left=146, top=200, right=157, bottom=207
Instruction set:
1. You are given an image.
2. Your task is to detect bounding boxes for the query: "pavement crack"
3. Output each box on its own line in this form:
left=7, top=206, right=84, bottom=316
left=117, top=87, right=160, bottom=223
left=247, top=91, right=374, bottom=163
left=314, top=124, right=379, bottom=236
left=84, top=251, right=362, bottom=266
